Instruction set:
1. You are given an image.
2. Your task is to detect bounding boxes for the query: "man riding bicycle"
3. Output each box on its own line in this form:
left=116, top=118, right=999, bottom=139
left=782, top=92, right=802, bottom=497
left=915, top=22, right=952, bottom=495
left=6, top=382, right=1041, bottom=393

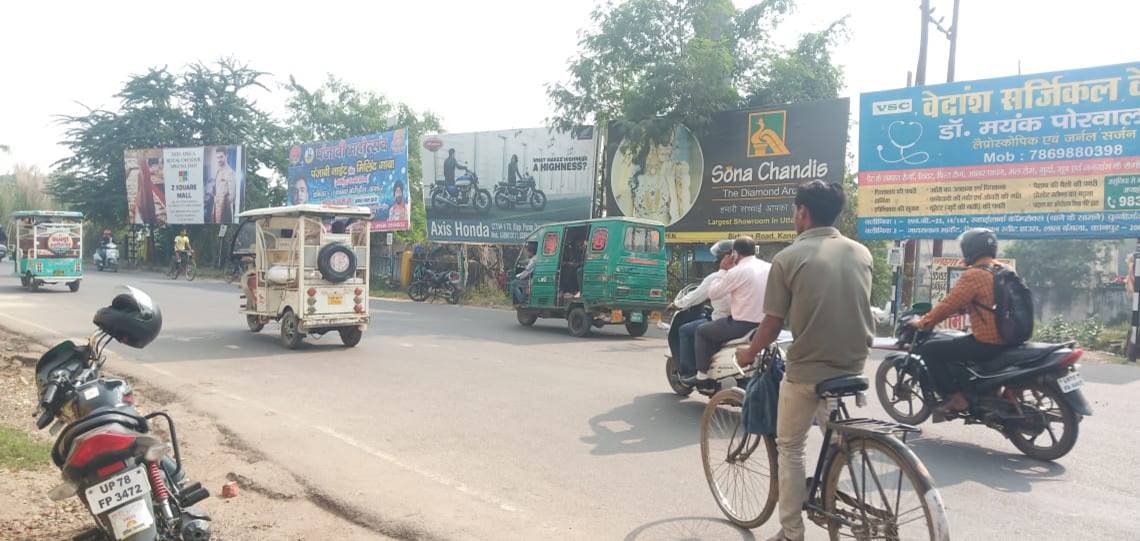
left=174, top=229, right=193, bottom=270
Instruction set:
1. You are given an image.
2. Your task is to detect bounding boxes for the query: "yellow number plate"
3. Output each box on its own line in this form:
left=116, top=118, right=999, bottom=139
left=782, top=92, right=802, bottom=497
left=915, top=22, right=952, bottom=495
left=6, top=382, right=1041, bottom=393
left=327, top=294, right=343, bottom=305
left=611, top=309, right=623, bottom=322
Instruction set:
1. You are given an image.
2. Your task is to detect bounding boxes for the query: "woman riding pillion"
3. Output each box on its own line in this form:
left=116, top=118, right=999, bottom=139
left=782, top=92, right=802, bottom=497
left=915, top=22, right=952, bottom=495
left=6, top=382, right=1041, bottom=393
left=668, top=239, right=734, bottom=378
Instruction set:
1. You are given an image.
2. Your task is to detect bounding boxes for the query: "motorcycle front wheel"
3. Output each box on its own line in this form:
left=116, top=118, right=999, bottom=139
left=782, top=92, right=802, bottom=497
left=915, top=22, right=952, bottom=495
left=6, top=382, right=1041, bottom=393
left=407, top=281, right=429, bottom=302
left=875, top=359, right=933, bottom=425
left=529, top=190, right=547, bottom=211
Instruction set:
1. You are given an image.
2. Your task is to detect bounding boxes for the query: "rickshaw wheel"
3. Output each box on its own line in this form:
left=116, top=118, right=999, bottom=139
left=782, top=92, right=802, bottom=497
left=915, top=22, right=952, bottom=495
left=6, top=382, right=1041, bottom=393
left=67, top=281, right=80, bottom=292
left=339, top=327, right=363, bottom=347
left=19, top=275, right=29, bottom=288
left=626, top=321, right=649, bottom=337
left=517, top=309, right=538, bottom=327
left=28, top=278, right=39, bottom=292
left=567, top=307, right=592, bottom=338
left=280, top=310, right=305, bottom=349
left=247, top=315, right=265, bottom=333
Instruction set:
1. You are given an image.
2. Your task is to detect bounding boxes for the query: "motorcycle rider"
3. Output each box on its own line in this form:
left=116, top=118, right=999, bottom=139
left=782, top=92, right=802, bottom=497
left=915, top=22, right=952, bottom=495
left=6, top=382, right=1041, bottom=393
left=908, top=228, right=1011, bottom=416
left=669, top=239, right=733, bottom=378
left=513, top=243, right=538, bottom=305
left=682, top=236, right=770, bottom=388
left=443, top=148, right=469, bottom=197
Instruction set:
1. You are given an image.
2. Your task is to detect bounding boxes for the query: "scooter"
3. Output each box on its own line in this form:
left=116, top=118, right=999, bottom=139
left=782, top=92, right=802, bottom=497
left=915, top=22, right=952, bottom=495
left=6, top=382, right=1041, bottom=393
left=430, top=167, right=492, bottom=214
left=94, top=241, right=120, bottom=272
left=663, top=283, right=791, bottom=397
left=493, top=173, right=547, bottom=211
left=876, top=304, right=1093, bottom=461
left=34, top=287, right=211, bottom=540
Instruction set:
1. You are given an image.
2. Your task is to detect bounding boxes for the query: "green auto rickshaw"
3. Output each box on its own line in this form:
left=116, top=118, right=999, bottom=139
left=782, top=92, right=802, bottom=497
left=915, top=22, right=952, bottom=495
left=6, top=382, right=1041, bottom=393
left=512, top=217, right=668, bottom=337
left=7, top=210, right=85, bottom=292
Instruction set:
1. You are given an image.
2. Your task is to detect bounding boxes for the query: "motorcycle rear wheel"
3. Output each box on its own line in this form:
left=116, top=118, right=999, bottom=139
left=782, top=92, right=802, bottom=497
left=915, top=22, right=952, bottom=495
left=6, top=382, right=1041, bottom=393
left=1008, top=382, right=1079, bottom=461
left=665, top=355, right=694, bottom=396
left=875, top=359, right=933, bottom=425
left=495, top=191, right=513, bottom=210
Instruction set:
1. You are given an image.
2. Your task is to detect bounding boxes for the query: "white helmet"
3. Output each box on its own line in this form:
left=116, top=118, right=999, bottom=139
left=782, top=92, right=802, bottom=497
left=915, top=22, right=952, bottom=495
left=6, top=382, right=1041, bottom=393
left=710, top=239, right=734, bottom=259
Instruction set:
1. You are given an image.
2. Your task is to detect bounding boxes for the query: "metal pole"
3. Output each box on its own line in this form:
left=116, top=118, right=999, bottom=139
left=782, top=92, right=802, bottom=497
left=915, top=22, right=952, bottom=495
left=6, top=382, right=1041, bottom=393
left=932, top=0, right=960, bottom=259
left=915, top=0, right=930, bottom=86
left=891, top=240, right=904, bottom=323
left=1130, top=240, right=1140, bottom=362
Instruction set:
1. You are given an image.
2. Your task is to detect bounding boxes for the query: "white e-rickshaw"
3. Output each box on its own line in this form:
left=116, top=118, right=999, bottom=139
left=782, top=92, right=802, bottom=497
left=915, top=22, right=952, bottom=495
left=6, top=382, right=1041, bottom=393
left=229, top=205, right=371, bottom=349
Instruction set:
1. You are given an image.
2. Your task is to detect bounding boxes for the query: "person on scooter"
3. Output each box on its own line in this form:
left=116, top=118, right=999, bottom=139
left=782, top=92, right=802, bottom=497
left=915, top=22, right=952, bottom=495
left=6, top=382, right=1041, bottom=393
left=513, top=243, right=538, bottom=305
left=682, top=236, right=770, bottom=388
left=97, top=229, right=113, bottom=266
left=908, top=228, right=1011, bottom=416
left=669, top=239, right=734, bottom=378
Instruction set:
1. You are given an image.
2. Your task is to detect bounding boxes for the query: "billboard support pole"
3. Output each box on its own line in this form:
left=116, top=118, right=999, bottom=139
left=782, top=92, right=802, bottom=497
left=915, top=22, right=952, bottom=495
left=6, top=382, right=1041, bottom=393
left=891, top=240, right=903, bottom=324
left=1130, top=239, right=1140, bottom=363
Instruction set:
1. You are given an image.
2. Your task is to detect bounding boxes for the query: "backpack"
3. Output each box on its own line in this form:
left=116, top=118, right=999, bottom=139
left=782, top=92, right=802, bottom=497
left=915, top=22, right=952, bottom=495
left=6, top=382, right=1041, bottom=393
left=978, top=265, right=1034, bottom=345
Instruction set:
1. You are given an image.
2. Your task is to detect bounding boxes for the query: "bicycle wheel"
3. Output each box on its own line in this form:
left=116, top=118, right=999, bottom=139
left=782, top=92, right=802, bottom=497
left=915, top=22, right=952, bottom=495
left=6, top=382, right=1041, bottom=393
left=185, top=261, right=196, bottom=281
left=700, top=388, right=778, bottom=529
left=822, top=435, right=949, bottom=541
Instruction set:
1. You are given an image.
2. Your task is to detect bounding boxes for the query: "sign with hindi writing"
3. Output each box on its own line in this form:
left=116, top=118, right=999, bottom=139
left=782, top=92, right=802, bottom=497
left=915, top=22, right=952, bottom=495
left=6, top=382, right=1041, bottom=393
left=287, top=129, right=410, bottom=232
left=604, top=99, right=850, bottom=242
left=124, top=145, right=244, bottom=225
left=859, top=62, right=1140, bottom=239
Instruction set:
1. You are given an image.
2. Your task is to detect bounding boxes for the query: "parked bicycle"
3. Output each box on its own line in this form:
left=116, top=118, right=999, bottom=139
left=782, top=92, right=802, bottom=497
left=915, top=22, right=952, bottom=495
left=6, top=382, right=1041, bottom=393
left=700, top=348, right=949, bottom=540
left=167, top=250, right=196, bottom=281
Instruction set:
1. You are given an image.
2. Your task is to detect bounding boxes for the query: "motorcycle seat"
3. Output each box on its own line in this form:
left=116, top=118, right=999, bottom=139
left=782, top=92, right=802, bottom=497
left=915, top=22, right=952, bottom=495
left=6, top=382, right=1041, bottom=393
left=975, top=342, right=1070, bottom=372
left=815, top=374, right=869, bottom=397
left=51, top=409, right=149, bottom=467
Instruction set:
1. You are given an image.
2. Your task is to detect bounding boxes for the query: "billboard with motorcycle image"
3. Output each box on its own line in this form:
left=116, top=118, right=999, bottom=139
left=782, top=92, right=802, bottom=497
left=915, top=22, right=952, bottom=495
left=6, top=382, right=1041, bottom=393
left=421, top=126, right=598, bottom=243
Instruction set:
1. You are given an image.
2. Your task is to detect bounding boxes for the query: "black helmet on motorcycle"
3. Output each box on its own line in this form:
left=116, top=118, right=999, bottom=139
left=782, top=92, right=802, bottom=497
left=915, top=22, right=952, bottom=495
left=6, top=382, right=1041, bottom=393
left=93, top=286, right=162, bottom=348
left=959, top=228, right=998, bottom=265
left=710, top=239, right=734, bottom=259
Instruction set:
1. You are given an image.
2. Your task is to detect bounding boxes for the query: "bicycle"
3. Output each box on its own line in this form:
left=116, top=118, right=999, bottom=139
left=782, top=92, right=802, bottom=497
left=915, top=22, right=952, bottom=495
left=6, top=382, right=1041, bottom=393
left=167, top=250, right=197, bottom=281
left=700, top=350, right=949, bottom=540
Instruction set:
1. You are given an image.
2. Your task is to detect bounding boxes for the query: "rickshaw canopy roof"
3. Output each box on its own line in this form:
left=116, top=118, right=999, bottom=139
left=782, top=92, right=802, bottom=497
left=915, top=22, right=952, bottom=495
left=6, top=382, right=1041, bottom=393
left=10, top=210, right=83, bottom=219
left=238, top=204, right=372, bottom=219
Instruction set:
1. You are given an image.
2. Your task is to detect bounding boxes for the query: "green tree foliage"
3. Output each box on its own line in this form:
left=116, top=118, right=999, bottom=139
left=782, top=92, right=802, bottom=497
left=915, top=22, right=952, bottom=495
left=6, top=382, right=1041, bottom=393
left=548, top=0, right=845, bottom=152
left=1004, top=239, right=1106, bottom=304
left=280, top=76, right=441, bottom=242
left=0, top=165, right=58, bottom=226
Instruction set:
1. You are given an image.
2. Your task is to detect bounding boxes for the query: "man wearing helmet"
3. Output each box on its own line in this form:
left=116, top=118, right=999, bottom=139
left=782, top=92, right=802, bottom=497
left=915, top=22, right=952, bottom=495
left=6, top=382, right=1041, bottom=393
left=668, top=239, right=734, bottom=378
left=908, top=228, right=1008, bottom=416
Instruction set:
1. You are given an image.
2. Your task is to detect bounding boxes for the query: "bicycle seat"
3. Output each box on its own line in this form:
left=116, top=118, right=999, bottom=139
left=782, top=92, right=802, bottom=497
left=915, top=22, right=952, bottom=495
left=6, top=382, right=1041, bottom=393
left=815, top=375, right=869, bottom=398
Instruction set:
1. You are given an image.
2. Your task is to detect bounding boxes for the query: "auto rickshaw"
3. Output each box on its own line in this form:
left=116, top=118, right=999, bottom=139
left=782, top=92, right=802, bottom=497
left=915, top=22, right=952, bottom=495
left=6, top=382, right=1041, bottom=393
left=512, top=217, right=668, bottom=337
left=229, top=204, right=372, bottom=349
left=6, top=210, right=84, bottom=292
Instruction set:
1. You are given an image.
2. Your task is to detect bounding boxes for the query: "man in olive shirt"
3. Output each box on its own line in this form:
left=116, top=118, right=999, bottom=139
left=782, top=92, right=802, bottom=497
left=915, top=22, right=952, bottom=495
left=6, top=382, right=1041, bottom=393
left=734, top=180, right=874, bottom=541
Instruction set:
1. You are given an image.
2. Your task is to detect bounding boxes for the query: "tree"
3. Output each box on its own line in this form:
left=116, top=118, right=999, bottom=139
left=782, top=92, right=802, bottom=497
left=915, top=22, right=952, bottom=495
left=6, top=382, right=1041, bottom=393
left=281, top=76, right=442, bottom=242
left=1004, top=240, right=1106, bottom=305
left=548, top=0, right=845, bottom=152
left=0, top=164, right=58, bottom=225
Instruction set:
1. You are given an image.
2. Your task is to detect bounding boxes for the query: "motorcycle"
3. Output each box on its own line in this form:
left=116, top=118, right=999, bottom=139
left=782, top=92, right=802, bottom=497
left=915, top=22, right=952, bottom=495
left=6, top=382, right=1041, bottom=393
left=875, top=303, right=1093, bottom=461
left=663, top=283, right=791, bottom=397
left=33, top=286, right=211, bottom=540
left=407, top=268, right=462, bottom=305
left=95, top=241, right=120, bottom=272
left=493, top=173, right=547, bottom=211
left=430, top=167, right=492, bottom=214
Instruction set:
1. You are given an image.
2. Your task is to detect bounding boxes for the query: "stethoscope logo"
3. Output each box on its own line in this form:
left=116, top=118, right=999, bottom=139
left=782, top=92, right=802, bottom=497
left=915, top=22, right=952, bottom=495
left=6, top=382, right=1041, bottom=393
left=876, top=120, right=930, bottom=165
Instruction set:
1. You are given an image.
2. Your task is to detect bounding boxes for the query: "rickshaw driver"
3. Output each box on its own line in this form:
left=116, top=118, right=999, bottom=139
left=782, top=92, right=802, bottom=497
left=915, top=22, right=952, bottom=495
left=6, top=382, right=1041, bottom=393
left=513, top=243, right=538, bottom=305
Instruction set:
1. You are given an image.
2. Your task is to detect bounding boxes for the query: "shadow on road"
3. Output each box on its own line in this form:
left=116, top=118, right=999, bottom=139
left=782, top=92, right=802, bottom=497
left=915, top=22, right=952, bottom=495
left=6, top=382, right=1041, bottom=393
left=909, top=435, right=1066, bottom=492
left=624, top=516, right=756, bottom=541
left=581, top=393, right=706, bottom=455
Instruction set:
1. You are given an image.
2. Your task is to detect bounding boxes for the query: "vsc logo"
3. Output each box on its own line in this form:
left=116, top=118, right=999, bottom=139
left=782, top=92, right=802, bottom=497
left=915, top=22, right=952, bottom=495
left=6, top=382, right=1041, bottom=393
left=871, top=99, right=913, bottom=116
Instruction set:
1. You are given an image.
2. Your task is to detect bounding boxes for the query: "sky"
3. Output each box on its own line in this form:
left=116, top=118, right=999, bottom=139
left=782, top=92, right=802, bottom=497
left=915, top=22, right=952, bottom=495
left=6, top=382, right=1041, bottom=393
left=2, top=0, right=1138, bottom=174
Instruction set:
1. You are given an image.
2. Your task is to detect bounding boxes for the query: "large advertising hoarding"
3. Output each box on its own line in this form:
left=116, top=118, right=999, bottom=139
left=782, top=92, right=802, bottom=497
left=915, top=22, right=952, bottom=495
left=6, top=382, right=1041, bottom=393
left=859, top=62, right=1140, bottom=240
left=603, top=99, right=850, bottom=242
left=124, top=145, right=244, bottom=225
left=421, top=127, right=597, bottom=243
left=287, top=129, right=410, bottom=232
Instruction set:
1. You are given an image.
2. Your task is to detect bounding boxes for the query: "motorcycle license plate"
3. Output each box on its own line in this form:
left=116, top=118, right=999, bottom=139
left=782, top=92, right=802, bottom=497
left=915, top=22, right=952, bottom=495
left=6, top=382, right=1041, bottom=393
left=1057, top=372, right=1084, bottom=393
left=108, top=497, right=154, bottom=540
left=85, top=465, right=150, bottom=515
left=327, top=294, right=343, bottom=305
left=631, top=311, right=645, bottom=323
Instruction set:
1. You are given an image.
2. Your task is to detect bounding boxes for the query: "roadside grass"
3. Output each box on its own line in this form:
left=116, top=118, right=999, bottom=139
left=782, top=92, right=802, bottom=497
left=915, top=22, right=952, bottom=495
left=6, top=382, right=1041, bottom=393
left=462, top=286, right=511, bottom=309
left=0, top=424, right=51, bottom=471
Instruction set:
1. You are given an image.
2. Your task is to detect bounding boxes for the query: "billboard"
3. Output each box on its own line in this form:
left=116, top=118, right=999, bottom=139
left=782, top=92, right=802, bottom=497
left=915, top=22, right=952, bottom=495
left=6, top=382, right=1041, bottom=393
left=858, top=62, right=1140, bottom=240
left=421, top=127, right=597, bottom=243
left=287, top=129, right=410, bottom=232
left=124, top=145, right=244, bottom=225
left=603, top=99, right=850, bottom=242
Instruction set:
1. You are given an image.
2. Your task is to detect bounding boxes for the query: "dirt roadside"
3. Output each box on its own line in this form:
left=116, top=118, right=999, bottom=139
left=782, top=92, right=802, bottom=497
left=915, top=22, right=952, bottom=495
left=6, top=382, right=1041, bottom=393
left=0, top=327, right=389, bottom=541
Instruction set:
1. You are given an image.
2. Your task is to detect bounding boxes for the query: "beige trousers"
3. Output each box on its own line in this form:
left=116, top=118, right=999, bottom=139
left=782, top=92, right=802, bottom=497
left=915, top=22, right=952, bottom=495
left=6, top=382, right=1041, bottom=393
left=776, top=380, right=834, bottom=540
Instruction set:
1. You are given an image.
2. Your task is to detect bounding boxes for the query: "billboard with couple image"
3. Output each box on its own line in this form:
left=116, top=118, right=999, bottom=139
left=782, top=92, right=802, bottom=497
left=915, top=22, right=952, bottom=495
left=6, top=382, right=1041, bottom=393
left=420, top=126, right=598, bottom=243
left=123, top=145, right=244, bottom=225
left=287, top=129, right=410, bottom=232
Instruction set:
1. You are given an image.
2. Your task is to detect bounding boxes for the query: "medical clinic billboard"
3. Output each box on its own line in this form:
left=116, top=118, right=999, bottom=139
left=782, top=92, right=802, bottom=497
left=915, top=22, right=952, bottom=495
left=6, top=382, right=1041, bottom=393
left=603, top=99, right=850, bottom=242
left=124, top=145, right=244, bottom=225
left=421, top=127, right=597, bottom=243
left=859, top=62, right=1140, bottom=240
left=287, top=129, right=410, bottom=232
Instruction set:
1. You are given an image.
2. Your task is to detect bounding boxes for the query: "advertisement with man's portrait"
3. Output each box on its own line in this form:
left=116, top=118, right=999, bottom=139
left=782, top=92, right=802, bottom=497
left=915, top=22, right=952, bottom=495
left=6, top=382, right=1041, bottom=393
left=123, top=145, right=244, bottom=225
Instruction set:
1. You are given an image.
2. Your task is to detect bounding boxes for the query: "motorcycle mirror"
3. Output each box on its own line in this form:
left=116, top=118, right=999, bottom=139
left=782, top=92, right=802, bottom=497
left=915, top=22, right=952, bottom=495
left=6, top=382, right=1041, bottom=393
left=911, top=302, right=932, bottom=314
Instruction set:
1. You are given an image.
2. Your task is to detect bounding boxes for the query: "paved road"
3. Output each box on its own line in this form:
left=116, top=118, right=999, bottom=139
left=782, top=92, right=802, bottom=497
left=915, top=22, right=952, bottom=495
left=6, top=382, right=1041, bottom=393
left=2, top=271, right=1138, bottom=540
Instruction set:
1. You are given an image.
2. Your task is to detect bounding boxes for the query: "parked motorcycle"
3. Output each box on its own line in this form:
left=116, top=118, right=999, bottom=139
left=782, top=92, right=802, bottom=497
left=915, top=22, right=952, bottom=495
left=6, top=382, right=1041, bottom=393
left=407, top=269, right=462, bottom=305
left=33, top=286, right=211, bottom=540
left=876, top=304, right=1092, bottom=461
left=430, top=168, right=492, bottom=214
left=95, top=241, right=120, bottom=272
left=493, top=173, right=547, bottom=211
left=663, top=283, right=790, bottom=397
